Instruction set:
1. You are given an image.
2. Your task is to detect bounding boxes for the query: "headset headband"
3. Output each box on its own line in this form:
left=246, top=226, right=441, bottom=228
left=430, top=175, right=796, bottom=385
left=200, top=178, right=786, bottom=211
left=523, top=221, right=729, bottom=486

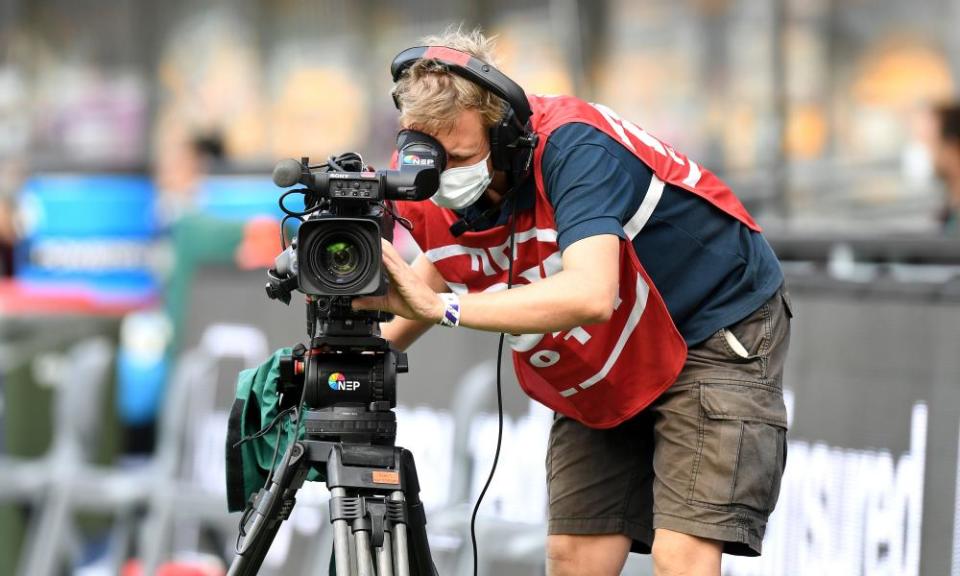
left=390, top=46, right=532, bottom=126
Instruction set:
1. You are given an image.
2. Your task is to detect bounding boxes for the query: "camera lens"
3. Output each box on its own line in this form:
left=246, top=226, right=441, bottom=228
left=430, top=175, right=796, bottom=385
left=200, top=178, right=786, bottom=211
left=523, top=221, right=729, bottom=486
left=323, top=240, right=360, bottom=278
left=307, top=230, right=372, bottom=289
left=296, top=218, right=383, bottom=296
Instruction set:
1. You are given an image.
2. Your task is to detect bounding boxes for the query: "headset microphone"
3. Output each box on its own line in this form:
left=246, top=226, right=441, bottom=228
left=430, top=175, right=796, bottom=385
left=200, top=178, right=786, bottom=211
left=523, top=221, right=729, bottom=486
left=449, top=206, right=498, bottom=237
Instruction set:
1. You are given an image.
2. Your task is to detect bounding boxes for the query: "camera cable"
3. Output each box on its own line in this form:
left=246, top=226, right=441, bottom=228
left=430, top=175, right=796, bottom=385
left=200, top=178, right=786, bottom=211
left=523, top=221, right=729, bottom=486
left=469, top=189, right=521, bottom=576
left=232, top=324, right=312, bottom=552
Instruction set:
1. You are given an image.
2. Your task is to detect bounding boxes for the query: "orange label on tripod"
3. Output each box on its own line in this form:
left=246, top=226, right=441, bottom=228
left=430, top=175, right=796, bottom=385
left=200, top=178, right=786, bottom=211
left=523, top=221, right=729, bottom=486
left=372, top=471, right=400, bottom=485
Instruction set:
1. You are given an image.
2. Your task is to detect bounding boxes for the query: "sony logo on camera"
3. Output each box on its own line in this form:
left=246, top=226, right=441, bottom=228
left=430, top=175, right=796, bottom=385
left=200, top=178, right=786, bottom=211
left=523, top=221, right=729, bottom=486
left=327, top=172, right=375, bottom=179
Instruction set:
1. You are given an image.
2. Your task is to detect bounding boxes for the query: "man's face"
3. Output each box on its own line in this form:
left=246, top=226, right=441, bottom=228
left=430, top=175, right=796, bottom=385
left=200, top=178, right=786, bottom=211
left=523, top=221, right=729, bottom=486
left=403, top=108, right=513, bottom=201
left=407, top=109, right=491, bottom=171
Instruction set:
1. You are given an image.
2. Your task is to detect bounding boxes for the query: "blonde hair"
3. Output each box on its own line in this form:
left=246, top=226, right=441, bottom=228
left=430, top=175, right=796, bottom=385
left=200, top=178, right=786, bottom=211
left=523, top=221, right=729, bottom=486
left=393, top=27, right=505, bottom=134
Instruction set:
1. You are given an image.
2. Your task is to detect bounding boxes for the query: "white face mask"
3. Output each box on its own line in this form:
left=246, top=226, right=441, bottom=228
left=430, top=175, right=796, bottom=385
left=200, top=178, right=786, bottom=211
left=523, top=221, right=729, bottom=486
left=431, top=153, right=492, bottom=210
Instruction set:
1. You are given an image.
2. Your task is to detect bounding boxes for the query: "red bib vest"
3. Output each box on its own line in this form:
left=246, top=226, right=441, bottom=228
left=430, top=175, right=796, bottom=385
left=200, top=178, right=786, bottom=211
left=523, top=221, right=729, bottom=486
left=395, top=94, right=761, bottom=428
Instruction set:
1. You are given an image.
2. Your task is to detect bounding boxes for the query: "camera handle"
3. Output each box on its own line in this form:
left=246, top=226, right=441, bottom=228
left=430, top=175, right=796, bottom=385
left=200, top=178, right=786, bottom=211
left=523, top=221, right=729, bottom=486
left=228, top=439, right=437, bottom=576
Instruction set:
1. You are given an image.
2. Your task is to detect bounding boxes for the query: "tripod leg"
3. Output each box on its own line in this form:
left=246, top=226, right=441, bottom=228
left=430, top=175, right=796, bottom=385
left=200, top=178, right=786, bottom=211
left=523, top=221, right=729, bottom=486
left=395, top=451, right=438, bottom=576
left=228, top=442, right=309, bottom=576
left=323, top=443, right=436, bottom=576
left=354, top=531, right=375, bottom=576
left=377, top=531, right=395, bottom=576
left=330, top=487, right=355, bottom=576
left=393, top=524, right=410, bottom=576
left=390, top=492, right=410, bottom=576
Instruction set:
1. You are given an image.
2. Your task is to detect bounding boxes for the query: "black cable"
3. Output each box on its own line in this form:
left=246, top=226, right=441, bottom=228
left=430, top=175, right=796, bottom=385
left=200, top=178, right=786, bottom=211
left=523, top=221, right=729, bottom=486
left=326, top=152, right=363, bottom=172
left=291, top=356, right=310, bottom=447
left=279, top=215, right=301, bottom=251
left=261, top=396, right=289, bottom=489
left=470, top=190, right=521, bottom=576
left=381, top=200, right=414, bottom=232
left=231, top=405, right=297, bottom=449
left=235, top=397, right=291, bottom=553
left=278, top=189, right=321, bottom=219
left=234, top=352, right=311, bottom=553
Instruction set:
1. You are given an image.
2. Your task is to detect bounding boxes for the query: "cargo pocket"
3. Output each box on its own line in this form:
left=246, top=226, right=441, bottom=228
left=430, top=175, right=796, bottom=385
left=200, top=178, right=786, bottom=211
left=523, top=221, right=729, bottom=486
left=691, top=381, right=788, bottom=514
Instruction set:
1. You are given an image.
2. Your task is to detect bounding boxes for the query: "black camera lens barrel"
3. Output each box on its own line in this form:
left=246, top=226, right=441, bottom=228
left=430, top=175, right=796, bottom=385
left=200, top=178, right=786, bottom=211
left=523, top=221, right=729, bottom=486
left=296, top=218, right=384, bottom=297
left=311, top=231, right=370, bottom=286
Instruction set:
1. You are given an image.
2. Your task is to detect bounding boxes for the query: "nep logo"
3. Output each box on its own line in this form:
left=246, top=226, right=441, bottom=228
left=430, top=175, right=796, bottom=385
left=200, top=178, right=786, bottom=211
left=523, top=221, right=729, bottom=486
left=402, top=154, right=434, bottom=166
left=327, top=372, right=361, bottom=391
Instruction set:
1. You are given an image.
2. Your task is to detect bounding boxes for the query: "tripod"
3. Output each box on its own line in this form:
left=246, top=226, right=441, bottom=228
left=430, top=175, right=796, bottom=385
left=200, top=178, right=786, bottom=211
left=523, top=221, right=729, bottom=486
left=228, top=435, right=437, bottom=576
left=227, top=335, right=438, bottom=576
left=227, top=148, right=450, bottom=575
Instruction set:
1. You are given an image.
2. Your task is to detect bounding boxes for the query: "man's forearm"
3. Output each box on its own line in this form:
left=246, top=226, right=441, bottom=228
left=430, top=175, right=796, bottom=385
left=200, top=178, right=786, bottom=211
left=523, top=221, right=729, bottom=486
left=359, top=236, right=620, bottom=338
left=380, top=315, right=434, bottom=351
left=455, top=270, right=615, bottom=334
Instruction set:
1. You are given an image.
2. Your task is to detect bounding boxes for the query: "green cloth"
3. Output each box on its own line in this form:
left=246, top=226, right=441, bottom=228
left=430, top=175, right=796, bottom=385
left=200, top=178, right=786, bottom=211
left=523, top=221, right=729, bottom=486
left=227, top=347, right=321, bottom=512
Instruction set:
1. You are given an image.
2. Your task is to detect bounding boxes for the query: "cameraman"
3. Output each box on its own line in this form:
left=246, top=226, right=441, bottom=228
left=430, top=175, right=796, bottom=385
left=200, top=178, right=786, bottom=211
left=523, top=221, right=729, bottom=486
left=354, top=29, right=790, bottom=576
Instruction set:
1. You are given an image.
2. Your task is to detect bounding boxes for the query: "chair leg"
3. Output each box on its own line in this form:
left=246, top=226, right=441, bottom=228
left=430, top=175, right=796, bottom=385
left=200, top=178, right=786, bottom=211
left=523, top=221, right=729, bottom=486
left=19, top=484, right=70, bottom=576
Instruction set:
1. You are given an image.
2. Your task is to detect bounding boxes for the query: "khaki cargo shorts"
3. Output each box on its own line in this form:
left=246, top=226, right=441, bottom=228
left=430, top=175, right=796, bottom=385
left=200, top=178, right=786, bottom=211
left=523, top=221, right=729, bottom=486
left=546, top=287, right=792, bottom=556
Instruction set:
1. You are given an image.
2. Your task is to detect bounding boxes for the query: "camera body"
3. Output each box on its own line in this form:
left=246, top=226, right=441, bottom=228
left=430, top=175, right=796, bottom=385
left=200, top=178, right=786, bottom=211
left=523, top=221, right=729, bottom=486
left=268, top=133, right=444, bottom=303
left=285, top=173, right=395, bottom=297
left=260, top=136, right=443, bottom=431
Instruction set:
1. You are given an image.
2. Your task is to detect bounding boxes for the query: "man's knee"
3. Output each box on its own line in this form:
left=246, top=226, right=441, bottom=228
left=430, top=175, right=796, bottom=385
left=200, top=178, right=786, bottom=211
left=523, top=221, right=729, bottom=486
left=651, top=529, right=722, bottom=576
left=546, top=534, right=631, bottom=576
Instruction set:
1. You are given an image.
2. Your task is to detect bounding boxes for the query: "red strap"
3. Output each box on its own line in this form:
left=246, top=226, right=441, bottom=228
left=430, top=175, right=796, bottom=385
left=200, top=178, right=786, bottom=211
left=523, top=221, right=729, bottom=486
left=423, top=46, right=471, bottom=67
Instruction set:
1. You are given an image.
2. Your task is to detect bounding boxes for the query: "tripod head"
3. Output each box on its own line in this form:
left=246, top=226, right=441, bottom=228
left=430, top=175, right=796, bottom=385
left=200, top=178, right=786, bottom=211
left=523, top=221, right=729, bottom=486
left=276, top=329, right=407, bottom=445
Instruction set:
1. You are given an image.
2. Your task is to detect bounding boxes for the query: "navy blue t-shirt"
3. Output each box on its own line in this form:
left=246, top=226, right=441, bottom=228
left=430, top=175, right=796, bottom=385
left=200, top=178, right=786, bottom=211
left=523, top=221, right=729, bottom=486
left=457, top=122, right=783, bottom=346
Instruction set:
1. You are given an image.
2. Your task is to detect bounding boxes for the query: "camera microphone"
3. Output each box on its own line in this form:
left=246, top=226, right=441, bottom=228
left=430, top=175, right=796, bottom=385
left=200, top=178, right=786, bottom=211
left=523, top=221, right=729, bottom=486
left=273, top=158, right=342, bottom=193
left=272, top=158, right=305, bottom=188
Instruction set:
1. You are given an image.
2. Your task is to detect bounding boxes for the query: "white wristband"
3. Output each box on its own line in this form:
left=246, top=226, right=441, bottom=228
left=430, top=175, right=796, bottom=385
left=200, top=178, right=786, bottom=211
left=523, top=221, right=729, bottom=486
left=437, top=293, right=461, bottom=328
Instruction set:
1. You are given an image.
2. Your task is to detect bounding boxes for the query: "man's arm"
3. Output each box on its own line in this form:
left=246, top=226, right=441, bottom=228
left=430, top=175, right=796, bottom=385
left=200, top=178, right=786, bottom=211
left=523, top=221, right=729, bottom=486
left=456, top=234, right=620, bottom=333
left=378, top=252, right=449, bottom=351
left=355, top=234, right=621, bottom=335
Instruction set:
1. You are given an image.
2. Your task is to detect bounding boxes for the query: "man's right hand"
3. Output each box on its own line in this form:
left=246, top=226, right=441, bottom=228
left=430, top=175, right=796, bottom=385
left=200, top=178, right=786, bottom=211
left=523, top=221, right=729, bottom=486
left=375, top=250, right=450, bottom=351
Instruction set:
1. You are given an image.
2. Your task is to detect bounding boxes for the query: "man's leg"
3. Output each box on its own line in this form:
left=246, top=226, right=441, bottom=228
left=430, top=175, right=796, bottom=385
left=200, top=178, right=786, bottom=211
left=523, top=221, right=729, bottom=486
left=545, top=411, right=657, bottom=576
left=650, top=288, right=792, bottom=563
left=651, top=529, right=722, bottom=576
left=546, top=533, right=631, bottom=576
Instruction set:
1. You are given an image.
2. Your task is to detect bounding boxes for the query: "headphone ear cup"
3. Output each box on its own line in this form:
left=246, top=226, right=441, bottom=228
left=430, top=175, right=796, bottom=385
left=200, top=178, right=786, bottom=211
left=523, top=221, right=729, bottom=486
left=489, top=109, right=521, bottom=174
left=488, top=122, right=506, bottom=173
left=515, top=121, right=535, bottom=176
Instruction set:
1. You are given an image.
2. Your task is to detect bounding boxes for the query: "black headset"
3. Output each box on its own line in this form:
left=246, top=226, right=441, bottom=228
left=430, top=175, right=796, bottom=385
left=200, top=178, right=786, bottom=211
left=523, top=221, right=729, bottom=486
left=390, top=46, right=538, bottom=183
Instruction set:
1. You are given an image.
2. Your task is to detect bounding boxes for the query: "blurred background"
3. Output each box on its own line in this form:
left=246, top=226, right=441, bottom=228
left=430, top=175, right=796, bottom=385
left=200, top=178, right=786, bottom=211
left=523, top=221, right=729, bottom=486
left=2, top=0, right=960, bottom=575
